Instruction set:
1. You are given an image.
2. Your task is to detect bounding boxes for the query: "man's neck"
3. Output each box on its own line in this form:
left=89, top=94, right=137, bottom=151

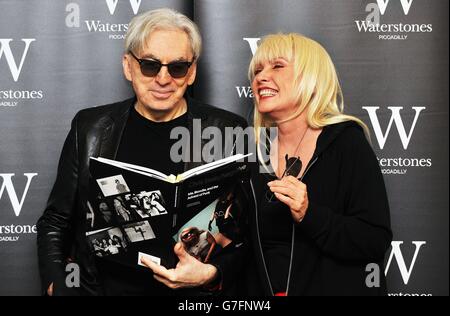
left=135, top=98, right=188, bottom=122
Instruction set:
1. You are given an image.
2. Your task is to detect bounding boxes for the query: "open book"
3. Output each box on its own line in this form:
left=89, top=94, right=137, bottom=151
left=85, top=153, right=252, bottom=269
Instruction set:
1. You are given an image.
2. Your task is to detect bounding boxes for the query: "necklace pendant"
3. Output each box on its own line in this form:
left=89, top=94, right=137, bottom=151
left=284, top=154, right=302, bottom=178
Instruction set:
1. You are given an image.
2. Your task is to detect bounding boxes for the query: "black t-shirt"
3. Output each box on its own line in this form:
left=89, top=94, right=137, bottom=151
left=116, top=106, right=188, bottom=175
left=255, top=170, right=294, bottom=294
left=96, top=105, right=188, bottom=296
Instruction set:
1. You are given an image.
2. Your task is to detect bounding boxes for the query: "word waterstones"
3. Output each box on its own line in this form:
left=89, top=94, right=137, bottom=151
left=355, top=21, right=433, bottom=33
left=236, top=86, right=254, bottom=98
left=0, top=225, right=37, bottom=234
left=84, top=20, right=129, bottom=32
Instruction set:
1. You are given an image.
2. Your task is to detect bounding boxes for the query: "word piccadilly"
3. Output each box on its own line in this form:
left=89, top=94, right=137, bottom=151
left=0, top=101, right=17, bottom=107
left=0, top=237, right=19, bottom=242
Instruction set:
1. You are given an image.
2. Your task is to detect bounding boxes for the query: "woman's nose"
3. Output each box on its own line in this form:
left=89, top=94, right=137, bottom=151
left=255, top=68, right=270, bottom=83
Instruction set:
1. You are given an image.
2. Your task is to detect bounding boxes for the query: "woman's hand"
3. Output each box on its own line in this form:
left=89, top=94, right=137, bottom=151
left=268, top=176, right=309, bottom=223
left=140, top=243, right=218, bottom=289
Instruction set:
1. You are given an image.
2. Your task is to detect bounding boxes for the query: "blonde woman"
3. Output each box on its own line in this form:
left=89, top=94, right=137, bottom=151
left=245, top=33, right=392, bottom=296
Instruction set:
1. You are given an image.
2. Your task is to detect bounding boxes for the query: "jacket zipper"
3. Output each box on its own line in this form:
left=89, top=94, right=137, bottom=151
left=250, top=180, right=274, bottom=295
left=253, top=155, right=319, bottom=296
left=285, top=156, right=319, bottom=296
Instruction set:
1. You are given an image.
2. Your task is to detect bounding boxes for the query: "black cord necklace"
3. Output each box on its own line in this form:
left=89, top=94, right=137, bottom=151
left=266, top=126, right=309, bottom=203
left=280, top=126, right=309, bottom=178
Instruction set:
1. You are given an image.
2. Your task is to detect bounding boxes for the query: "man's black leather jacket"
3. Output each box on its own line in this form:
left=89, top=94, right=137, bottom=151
left=36, top=97, right=249, bottom=295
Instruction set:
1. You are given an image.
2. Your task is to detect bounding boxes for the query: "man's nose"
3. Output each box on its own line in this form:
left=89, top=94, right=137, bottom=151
left=155, top=65, right=172, bottom=85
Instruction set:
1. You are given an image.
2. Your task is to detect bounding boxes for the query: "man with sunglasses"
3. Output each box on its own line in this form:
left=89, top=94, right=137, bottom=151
left=37, top=8, right=248, bottom=296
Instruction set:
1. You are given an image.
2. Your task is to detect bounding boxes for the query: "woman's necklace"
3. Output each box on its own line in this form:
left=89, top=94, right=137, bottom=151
left=279, top=126, right=309, bottom=179
left=267, top=125, right=310, bottom=296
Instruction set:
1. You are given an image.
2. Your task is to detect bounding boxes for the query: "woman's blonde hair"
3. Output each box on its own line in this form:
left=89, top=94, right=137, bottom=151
left=249, top=33, right=369, bottom=149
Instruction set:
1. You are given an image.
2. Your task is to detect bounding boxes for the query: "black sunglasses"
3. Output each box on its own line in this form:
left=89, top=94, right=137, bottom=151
left=129, top=51, right=194, bottom=78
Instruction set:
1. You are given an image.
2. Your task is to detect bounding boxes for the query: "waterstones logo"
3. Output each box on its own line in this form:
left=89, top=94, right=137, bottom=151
left=385, top=241, right=426, bottom=286
left=105, top=0, right=142, bottom=15
left=366, top=241, right=426, bottom=289
left=0, top=39, right=34, bottom=82
left=362, top=106, right=432, bottom=175
left=0, top=173, right=38, bottom=217
left=65, top=1, right=144, bottom=40
left=0, top=173, right=38, bottom=242
left=0, top=39, right=44, bottom=107
left=355, top=0, right=433, bottom=40
left=235, top=38, right=260, bottom=99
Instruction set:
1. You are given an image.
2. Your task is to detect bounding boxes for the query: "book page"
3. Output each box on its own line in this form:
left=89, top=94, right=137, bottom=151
left=177, top=153, right=252, bottom=181
left=92, top=157, right=175, bottom=183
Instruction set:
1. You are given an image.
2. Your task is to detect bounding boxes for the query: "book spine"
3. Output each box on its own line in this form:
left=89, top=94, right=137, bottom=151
left=172, top=184, right=182, bottom=229
left=174, top=185, right=179, bottom=209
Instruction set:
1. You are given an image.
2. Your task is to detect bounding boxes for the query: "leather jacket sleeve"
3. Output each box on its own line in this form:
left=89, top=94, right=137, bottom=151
left=36, top=113, right=80, bottom=295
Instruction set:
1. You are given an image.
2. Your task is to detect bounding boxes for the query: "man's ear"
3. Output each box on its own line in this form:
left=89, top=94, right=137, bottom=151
left=122, top=54, right=132, bottom=81
left=187, top=62, right=197, bottom=86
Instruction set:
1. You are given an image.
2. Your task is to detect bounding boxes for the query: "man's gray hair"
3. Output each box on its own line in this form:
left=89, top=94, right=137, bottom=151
left=125, top=8, right=202, bottom=60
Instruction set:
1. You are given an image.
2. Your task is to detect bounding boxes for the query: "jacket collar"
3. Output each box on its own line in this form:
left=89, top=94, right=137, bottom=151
left=98, top=97, right=134, bottom=160
left=313, top=120, right=364, bottom=158
left=185, top=95, right=208, bottom=121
